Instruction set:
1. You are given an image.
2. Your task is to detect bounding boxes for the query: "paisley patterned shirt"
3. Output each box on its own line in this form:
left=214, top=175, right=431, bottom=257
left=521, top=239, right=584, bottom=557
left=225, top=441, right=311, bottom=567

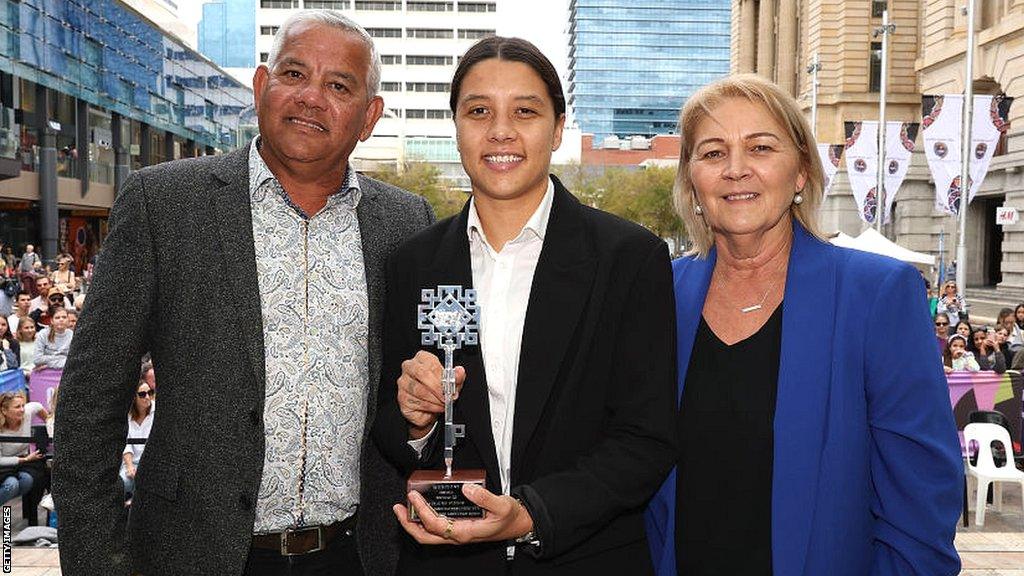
left=248, top=138, right=369, bottom=533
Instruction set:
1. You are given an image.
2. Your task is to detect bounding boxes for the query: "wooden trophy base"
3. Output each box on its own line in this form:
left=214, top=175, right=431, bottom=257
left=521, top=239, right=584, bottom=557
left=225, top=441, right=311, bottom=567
left=407, top=469, right=487, bottom=522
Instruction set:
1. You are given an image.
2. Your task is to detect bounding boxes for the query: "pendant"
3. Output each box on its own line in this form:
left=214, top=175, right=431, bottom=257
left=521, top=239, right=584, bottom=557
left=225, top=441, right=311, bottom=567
left=740, top=304, right=762, bottom=313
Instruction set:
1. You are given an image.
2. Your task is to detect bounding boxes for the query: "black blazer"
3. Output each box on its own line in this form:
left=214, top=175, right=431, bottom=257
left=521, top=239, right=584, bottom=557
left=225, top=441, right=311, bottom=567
left=372, top=176, right=677, bottom=575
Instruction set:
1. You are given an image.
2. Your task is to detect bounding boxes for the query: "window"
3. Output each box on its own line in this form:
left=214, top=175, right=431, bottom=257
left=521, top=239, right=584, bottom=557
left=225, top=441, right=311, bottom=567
left=404, top=109, right=452, bottom=119
left=871, top=0, right=887, bottom=17
left=458, top=2, right=495, bottom=12
left=458, top=29, right=495, bottom=40
left=305, top=0, right=349, bottom=8
left=260, top=26, right=279, bottom=35
left=381, top=54, right=402, bottom=65
left=355, top=1, right=399, bottom=9
left=366, top=27, right=402, bottom=38
left=259, top=52, right=269, bottom=63
left=406, top=55, right=453, bottom=66
left=260, top=0, right=297, bottom=8
left=388, top=108, right=402, bottom=118
left=380, top=82, right=401, bottom=92
left=427, top=109, right=451, bottom=119
left=407, top=2, right=453, bottom=11
left=406, top=109, right=426, bottom=119
left=406, top=82, right=450, bottom=92
left=407, top=28, right=454, bottom=39
left=869, top=41, right=882, bottom=92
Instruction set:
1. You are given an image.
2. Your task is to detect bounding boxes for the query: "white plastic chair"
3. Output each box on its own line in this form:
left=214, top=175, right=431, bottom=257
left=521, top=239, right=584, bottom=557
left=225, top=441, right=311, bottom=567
left=964, top=422, right=1024, bottom=526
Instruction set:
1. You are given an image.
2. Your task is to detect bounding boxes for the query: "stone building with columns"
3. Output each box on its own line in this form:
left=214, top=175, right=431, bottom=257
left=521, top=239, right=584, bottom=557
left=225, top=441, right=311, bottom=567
left=731, top=0, right=1024, bottom=294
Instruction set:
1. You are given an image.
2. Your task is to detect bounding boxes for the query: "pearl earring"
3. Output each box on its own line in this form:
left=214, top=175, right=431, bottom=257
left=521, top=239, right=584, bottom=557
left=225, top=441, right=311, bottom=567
left=694, top=204, right=703, bottom=215
left=793, top=192, right=804, bottom=205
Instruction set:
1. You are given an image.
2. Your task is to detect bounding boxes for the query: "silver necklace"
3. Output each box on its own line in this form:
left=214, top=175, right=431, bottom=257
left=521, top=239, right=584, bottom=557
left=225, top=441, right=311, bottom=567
left=739, top=275, right=781, bottom=313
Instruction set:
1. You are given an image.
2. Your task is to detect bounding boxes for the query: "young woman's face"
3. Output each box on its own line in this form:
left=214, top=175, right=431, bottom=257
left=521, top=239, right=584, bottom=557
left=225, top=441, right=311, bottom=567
left=944, top=282, right=957, bottom=296
left=1, top=397, right=25, bottom=423
left=996, top=328, right=1008, bottom=344
left=972, top=331, right=987, bottom=349
left=134, top=383, right=154, bottom=411
left=50, top=310, right=68, bottom=332
left=17, top=320, right=35, bottom=341
left=1016, top=306, right=1024, bottom=322
left=0, top=316, right=7, bottom=338
left=956, top=323, right=971, bottom=337
left=950, top=339, right=966, bottom=356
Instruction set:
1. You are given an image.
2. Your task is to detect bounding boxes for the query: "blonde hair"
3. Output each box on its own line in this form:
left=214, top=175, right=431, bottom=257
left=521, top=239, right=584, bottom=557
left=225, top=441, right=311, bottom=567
left=0, top=391, right=27, bottom=429
left=674, top=73, right=827, bottom=257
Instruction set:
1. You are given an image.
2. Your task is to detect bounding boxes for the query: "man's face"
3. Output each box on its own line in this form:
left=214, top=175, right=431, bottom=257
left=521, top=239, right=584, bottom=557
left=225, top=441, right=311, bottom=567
left=15, top=294, right=30, bottom=313
left=252, top=23, right=383, bottom=175
left=35, top=278, right=51, bottom=293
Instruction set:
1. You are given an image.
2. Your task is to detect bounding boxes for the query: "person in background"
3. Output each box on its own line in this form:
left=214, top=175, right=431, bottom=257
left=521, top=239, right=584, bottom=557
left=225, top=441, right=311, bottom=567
left=1011, top=303, right=1024, bottom=352
left=65, top=309, right=79, bottom=331
left=34, top=307, right=72, bottom=371
left=954, top=320, right=972, bottom=340
left=121, top=378, right=155, bottom=501
left=30, top=288, right=67, bottom=328
left=944, top=334, right=979, bottom=373
left=934, top=312, right=952, bottom=356
left=28, top=278, right=71, bottom=314
left=51, top=256, right=76, bottom=299
left=0, top=391, right=49, bottom=505
left=15, top=317, right=36, bottom=377
left=7, top=291, right=31, bottom=334
left=18, top=245, right=39, bottom=275
left=646, top=73, right=961, bottom=576
left=936, top=280, right=966, bottom=322
left=0, top=315, right=19, bottom=370
left=970, top=327, right=1005, bottom=373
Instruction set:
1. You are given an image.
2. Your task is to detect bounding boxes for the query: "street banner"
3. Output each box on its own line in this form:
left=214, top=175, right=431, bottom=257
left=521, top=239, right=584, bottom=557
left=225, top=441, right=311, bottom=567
left=883, top=122, right=919, bottom=223
left=844, top=121, right=879, bottom=224
left=817, top=143, right=844, bottom=197
left=922, top=94, right=1014, bottom=215
left=29, top=368, right=61, bottom=425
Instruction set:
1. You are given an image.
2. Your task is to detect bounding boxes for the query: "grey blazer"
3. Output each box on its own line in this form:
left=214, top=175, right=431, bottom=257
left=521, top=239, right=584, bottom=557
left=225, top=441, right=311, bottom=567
left=52, top=145, right=435, bottom=576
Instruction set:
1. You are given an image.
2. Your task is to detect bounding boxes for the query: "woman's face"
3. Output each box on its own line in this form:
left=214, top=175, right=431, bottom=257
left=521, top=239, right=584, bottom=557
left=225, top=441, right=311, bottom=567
left=135, top=383, right=153, bottom=411
left=996, top=328, right=1009, bottom=344
left=950, top=339, right=966, bottom=357
left=1, top=397, right=25, bottom=424
left=50, top=309, right=68, bottom=332
left=972, top=330, right=987, bottom=349
left=956, top=322, right=971, bottom=337
left=1016, top=306, right=1024, bottom=322
left=944, top=282, right=957, bottom=297
left=17, top=320, right=35, bottom=341
left=454, top=58, right=564, bottom=207
left=0, top=316, right=7, bottom=338
left=1002, top=315, right=1015, bottom=332
left=688, top=97, right=807, bottom=243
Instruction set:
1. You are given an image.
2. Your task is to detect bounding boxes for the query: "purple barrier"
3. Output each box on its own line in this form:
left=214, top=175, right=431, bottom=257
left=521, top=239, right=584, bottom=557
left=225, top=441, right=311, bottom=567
left=29, top=368, right=61, bottom=425
left=948, top=370, right=1024, bottom=454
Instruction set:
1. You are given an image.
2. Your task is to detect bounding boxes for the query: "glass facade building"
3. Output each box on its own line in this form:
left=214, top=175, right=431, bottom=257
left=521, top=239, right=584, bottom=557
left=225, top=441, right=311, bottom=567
left=568, top=0, right=730, bottom=142
left=0, top=0, right=252, bottom=263
left=199, top=0, right=257, bottom=69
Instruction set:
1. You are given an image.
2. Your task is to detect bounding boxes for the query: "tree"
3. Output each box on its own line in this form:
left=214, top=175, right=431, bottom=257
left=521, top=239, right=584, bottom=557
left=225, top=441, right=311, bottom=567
left=367, top=162, right=465, bottom=220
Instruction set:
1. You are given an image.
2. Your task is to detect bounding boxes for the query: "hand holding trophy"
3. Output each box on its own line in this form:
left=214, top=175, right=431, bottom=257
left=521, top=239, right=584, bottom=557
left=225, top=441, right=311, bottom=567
left=407, top=285, right=487, bottom=522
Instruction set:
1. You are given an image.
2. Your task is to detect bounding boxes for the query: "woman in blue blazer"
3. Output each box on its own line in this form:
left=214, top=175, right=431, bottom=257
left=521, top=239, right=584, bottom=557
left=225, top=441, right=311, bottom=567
left=644, top=74, right=963, bottom=576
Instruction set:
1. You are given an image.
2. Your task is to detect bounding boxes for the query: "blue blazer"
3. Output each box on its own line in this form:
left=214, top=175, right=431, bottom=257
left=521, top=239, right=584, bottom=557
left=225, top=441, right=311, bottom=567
left=645, top=224, right=963, bottom=576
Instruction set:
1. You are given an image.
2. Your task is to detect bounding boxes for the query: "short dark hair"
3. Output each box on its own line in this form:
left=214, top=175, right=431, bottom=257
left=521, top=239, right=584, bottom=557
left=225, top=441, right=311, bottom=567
left=449, top=36, right=565, bottom=118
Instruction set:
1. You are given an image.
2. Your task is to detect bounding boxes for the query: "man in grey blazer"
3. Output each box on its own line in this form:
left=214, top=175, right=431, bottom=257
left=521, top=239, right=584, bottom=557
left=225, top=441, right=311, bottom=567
left=52, top=10, right=432, bottom=576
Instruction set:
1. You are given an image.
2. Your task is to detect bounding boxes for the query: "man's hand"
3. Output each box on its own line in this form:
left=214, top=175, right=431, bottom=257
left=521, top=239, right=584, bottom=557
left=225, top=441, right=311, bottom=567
left=396, top=350, right=465, bottom=439
left=392, top=484, right=534, bottom=545
left=125, top=462, right=136, bottom=480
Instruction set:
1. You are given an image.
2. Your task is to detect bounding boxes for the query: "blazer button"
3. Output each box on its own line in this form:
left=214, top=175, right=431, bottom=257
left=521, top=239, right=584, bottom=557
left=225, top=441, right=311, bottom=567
left=239, top=493, right=253, bottom=510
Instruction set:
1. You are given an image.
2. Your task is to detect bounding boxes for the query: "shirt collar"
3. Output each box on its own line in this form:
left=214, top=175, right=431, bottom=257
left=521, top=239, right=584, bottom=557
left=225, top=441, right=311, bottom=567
left=248, top=135, right=362, bottom=212
left=466, top=177, right=554, bottom=247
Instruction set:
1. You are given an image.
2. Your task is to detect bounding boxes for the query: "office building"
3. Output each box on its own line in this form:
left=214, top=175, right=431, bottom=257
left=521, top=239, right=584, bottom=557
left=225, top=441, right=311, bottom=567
left=0, top=0, right=253, bottom=265
left=199, top=0, right=256, bottom=68
left=568, top=0, right=730, bottom=143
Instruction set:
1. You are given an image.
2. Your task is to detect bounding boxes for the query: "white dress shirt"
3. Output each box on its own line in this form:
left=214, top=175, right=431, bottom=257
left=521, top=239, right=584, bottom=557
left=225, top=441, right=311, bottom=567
left=409, top=180, right=554, bottom=497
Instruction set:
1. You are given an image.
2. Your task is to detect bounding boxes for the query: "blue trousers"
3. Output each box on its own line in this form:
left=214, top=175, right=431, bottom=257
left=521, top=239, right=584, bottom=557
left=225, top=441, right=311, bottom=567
left=0, top=471, right=33, bottom=504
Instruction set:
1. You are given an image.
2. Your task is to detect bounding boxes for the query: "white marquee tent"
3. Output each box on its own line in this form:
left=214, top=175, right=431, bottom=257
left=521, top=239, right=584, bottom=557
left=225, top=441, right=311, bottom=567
left=828, top=228, right=935, bottom=266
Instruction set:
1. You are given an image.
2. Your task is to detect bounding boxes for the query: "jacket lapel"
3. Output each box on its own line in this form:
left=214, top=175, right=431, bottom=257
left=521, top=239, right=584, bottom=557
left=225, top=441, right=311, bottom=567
left=356, top=178, right=386, bottom=425
left=425, top=205, right=500, bottom=484
left=673, top=252, right=715, bottom=405
left=511, top=179, right=597, bottom=478
left=772, top=224, right=836, bottom=576
left=209, top=146, right=267, bottom=395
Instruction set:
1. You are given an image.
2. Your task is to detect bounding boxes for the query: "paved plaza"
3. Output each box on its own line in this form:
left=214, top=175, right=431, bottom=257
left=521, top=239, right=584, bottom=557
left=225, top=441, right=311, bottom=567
left=9, top=484, right=1024, bottom=575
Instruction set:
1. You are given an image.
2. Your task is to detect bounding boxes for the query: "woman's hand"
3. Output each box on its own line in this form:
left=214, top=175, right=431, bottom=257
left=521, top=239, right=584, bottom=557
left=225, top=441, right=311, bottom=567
left=19, top=450, right=43, bottom=464
left=393, top=483, right=534, bottom=545
left=396, top=350, right=465, bottom=439
left=944, top=365, right=954, bottom=373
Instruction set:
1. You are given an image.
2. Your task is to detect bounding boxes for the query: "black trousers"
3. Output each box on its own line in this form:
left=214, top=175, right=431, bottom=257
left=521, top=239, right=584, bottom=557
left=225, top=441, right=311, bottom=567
left=243, top=527, right=363, bottom=576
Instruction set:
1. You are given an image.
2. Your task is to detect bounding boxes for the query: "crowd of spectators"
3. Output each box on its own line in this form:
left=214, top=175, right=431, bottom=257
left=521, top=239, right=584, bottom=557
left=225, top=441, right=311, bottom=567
left=932, top=280, right=1024, bottom=375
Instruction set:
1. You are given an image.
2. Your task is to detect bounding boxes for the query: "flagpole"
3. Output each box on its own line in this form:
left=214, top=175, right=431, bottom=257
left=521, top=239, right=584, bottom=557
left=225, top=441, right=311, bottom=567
left=956, top=0, right=976, bottom=301
left=874, top=11, right=895, bottom=232
left=807, top=52, right=821, bottom=141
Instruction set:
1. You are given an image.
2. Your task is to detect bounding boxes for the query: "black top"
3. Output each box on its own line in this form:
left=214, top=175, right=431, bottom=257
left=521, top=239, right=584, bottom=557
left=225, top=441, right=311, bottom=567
left=676, top=305, right=783, bottom=576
